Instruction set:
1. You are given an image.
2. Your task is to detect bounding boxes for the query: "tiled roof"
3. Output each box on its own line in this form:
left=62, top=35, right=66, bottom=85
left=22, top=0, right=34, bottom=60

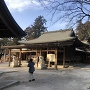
left=0, top=0, right=26, bottom=38
left=19, top=29, right=76, bottom=44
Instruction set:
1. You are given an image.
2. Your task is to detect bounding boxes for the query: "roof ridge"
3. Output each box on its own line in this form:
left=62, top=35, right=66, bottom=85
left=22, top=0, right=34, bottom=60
left=43, top=28, right=73, bottom=34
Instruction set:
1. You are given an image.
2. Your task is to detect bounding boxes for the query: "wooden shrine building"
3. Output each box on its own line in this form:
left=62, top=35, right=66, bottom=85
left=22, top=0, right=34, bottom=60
left=2, top=29, right=89, bottom=69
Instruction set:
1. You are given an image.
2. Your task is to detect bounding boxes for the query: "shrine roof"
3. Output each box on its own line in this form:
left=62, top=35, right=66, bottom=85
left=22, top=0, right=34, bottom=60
left=0, top=0, right=26, bottom=38
left=19, top=29, right=75, bottom=44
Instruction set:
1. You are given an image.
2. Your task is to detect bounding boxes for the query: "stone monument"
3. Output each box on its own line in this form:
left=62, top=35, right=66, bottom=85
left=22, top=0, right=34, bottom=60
left=11, top=55, right=18, bottom=67
left=38, top=56, right=47, bottom=69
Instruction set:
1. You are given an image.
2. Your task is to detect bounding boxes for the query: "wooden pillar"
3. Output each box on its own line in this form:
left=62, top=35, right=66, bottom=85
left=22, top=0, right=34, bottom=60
left=47, top=48, right=48, bottom=54
left=8, top=49, right=11, bottom=67
left=40, top=49, right=42, bottom=56
left=30, top=52, right=31, bottom=59
left=55, top=48, right=58, bottom=69
left=36, top=50, right=38, bottom=67
left=47, top=48, right=50, bottom=67
left=86, top=52, right=87, bottom=60
left=26, top=53, right=28, bottom=61
left=19, top=49, right=22, bottom=66
left=63, top=47, right=65, bottom=68
left=4, top=50, right=6, bottom=62
left=23, top=53, right=25, bottom=60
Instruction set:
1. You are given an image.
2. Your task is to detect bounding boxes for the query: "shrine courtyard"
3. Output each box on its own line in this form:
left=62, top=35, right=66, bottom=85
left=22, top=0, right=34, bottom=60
left=0, top=62, right=90, bottom=90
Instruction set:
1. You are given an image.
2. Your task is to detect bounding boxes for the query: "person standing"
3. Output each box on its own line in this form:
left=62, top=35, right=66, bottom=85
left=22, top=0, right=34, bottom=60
left=27, top=58, right=35, bottom=82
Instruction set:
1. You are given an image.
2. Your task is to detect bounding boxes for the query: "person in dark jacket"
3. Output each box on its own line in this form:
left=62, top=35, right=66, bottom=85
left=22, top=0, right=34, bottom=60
left=27, top=58, right=35, bottom=82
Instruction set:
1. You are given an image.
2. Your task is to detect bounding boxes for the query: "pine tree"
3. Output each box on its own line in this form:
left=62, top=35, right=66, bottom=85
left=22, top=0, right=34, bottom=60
left=24, top=16, right=47, bottom=40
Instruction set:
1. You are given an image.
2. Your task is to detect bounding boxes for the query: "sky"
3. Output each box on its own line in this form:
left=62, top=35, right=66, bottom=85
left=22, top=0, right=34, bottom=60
left=4, top=0, right=68, bottom=31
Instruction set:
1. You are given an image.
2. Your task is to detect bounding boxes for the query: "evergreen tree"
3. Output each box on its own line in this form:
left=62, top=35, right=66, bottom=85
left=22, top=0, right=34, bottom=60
left=0, top=38, right=9, bottom=46
left=24, top=16, right=47, bottom=40
left=76, top=21, right=90, bottom=41
left=12, top=38, right=20, bottom=45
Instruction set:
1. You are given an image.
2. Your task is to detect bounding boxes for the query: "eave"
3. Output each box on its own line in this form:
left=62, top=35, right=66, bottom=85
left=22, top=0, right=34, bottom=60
left=0, top=0, right=26, bottom=38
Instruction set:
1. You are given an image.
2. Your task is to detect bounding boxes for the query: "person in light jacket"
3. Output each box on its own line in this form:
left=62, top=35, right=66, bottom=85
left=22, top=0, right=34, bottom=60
left=27, top=58, right=35, bottom=82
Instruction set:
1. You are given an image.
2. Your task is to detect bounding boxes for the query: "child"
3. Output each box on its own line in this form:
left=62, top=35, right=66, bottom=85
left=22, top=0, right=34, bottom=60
left=27, top=58, right=35, bottom=82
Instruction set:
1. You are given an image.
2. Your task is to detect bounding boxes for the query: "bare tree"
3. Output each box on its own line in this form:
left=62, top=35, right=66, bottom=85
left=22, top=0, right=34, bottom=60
left=39, top=0, right=90, bottom=27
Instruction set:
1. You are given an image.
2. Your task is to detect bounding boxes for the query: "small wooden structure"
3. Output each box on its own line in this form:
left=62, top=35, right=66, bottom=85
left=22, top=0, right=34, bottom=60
left=2, top=29, right=89, bottom=69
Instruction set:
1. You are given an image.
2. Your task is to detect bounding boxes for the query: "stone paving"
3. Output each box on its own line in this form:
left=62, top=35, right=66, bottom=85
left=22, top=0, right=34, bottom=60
left=0, top=62, right=20, bottom=90
left=0, top=81, right=20, bottom=90
left=1, top=62, right=90, bottom=90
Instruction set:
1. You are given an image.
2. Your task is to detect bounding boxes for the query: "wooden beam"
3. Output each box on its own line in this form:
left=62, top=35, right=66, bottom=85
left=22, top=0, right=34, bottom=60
left=42, top=50, right=55, bottom=52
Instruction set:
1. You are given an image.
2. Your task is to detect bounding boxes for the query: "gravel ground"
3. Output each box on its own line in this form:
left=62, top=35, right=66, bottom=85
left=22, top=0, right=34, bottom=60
left=1, top=67, right=90, bottom=90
